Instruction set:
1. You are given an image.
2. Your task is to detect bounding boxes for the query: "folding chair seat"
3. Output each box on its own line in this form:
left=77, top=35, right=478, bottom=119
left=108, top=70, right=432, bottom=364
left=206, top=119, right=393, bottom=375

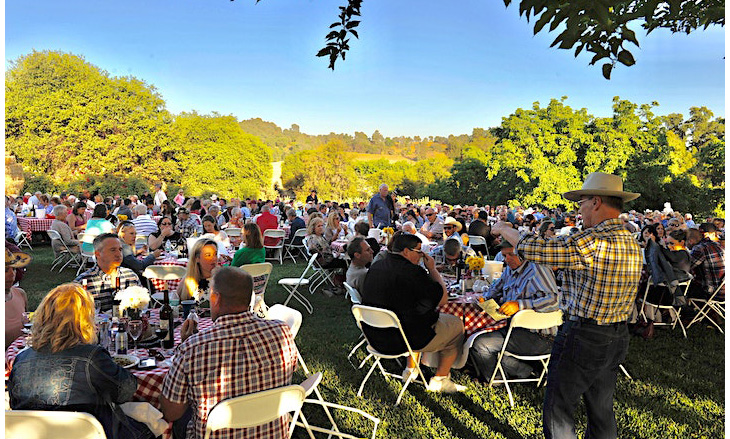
left=239, top=262, right=273, bottom=315
left=687, top=278, right=725, bottom=333
left=14, top=229, right=32, bottom=251
left=278, top=253, right=318, bottom=314
left=265, top=305, right=380, bottom=439
left=351, top=305, right=430, bottom=405
left=46, top=229, right=81, bottom=272
left=488, top=309, right=563, bottom=407
left=638, top=276, right=693, bottom=337
left=6, top=410, right=107, bottom=439
left=284, top=228, right=307, bottom=263
left=263, top=229, right=286, bottom=265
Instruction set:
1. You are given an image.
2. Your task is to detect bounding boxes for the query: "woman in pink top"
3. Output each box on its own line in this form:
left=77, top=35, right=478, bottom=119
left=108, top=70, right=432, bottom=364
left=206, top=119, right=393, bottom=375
left=5, top=248, right=31, bottom=348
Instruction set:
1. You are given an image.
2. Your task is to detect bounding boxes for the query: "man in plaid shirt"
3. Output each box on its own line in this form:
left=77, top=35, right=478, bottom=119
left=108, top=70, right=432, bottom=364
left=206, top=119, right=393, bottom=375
left=687, top=224, right=725, bottom=300
left=161, top=266, right=298, bottom=439
left=493, top=173, right=642, bottom=439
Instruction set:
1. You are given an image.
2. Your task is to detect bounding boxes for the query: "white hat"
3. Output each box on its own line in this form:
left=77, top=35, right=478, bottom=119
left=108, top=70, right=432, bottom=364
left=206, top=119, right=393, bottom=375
left=563, top=172, right=640, bottom=202
left=443, top=216, right=463, bottom=232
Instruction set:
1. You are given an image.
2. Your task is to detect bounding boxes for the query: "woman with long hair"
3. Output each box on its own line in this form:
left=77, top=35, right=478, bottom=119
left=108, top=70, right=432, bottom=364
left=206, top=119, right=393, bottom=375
left=201, top=214, right=230, bottom=248
left=230, top=223, right=265, bottom=267
left=324, top=212, right=348, bottom=242
left=177, top=238, right=218, bottom=303
left=9, top=283, right=153, bottom=439
left=306, top=217, right=347, bottom=294
left=67, top=201, right=88, bottom=235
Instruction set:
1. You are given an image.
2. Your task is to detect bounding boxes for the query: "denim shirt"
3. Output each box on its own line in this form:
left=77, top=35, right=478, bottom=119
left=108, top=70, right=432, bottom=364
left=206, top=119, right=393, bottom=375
left=9, top=343, right=144, bottom=439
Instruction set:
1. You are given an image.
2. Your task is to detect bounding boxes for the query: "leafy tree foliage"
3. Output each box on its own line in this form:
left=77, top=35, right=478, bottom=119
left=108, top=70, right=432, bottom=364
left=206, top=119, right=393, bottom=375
left=280, top=140, right=359, bottom=200
left=172, top=112, right=272, bottom=198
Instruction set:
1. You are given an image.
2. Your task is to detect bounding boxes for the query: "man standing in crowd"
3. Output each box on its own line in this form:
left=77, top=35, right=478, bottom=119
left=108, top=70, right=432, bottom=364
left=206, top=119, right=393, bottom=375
left=493, top=172, right=642, bottom=439
left=470, top=240, right=559, bottom=381
left=75, top=233, right=141, bottom=311
left=161, top=266, right=298, bottom=439
left=361, top=233, right=465, bottom=393
left=345, top=236, right=374, bottom=292
left=306, top=189, right=319, bottom=204
left=367, top=184, right=394, bottom=229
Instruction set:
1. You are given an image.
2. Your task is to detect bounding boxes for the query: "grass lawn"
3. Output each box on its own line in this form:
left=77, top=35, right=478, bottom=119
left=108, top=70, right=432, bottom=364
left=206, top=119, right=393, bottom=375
left=18, top=243, right=725, bottom=439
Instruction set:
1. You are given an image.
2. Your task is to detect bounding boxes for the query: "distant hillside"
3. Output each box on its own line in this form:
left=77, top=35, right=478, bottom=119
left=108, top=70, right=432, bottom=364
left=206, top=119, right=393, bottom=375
left=238, top=117, right=478, bottom=161
left=351, top=153, right=414, bottom=163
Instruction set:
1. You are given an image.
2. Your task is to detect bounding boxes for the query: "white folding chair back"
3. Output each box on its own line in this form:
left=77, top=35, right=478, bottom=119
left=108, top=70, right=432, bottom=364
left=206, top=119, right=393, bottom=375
left=263, top=229, right=286, bottom=264
left=267, top=304, right=303, bottom=337
left=343, top=282, right=362, bottom=304
left=467, top=235, right=489, bottom=258
left=76, top=232, right=97, bottom=276
left=224, top=227, right=242, bottom=237
left=638, top=276, right=693, bottom=337
left=143, top=264, right=188, bottom=281
left=687, top=278, right=725, bottom=333
left=239, top=262, right=274, bottom=314
left=278, top=253, right=317, bottom=314
left=351, top=305, right=430, bottom=405
left=46, top=229, right=81, bottom=272
left=6, top=410, right=107, bottom=439
left=488, top=309, right=563, bottom=406
left=284, top=228, right=308, bottom=263
left=203, top=384, right=306, bottom=439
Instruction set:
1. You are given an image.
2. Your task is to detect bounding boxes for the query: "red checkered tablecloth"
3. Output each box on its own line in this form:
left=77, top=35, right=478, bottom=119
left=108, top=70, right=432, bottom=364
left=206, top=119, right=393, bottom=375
left=17, top=217, right=55, bottom=234
left=439, top=300, right=508, bottom=336
left=331, top=239, right=348, bottom=254
left=144, top=257, right=188, bottom=292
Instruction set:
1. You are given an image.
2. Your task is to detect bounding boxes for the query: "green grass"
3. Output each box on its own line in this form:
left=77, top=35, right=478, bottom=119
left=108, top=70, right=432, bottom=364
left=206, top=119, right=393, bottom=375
left=18, top=243, right=725, bottom=439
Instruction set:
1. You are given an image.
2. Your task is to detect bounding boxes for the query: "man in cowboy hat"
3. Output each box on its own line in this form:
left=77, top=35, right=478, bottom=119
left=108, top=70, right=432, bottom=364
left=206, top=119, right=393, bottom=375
left=6, top=248, right=32, bottom=348
left=492, top=172, right=642, bottom=439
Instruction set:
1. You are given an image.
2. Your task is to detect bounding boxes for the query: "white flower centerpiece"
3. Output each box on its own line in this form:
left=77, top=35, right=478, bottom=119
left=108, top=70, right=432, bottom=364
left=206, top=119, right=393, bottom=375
left=115, top=285, right=151, bottom=320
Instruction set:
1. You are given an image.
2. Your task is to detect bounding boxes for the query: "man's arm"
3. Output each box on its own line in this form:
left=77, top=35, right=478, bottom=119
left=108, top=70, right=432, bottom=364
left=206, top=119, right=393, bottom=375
left=160, top=396, right=189, bottom=422
left=421, top=251, right=448, bottom=305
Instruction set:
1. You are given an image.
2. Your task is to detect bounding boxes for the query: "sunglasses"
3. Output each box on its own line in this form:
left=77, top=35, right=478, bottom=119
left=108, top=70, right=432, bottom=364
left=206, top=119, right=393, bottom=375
left=444, top=226, right=454, bottom=230
left=548, top=227, right=555, bottom=231
left=427, top=213, right=436, bottom=216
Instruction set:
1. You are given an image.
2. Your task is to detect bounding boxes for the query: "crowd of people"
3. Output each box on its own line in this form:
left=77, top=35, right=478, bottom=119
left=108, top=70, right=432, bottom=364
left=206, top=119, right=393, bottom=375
left=4, top=175, right=725, bottom=439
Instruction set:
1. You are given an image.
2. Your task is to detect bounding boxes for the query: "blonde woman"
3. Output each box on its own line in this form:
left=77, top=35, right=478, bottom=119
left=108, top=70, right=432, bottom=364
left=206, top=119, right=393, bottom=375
left=306, top=217, right=347, bottom=282
left=177, top=238, right=219, bottom=303
left=324, top=211, right=348, bottom=242
left=8, top=283, right=153, bottom=439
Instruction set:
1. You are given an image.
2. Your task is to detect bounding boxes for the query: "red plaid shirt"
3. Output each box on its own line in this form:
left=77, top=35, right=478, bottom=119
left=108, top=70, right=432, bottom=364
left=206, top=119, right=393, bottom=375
left=690, top=238, right=725, bottom=298
left=162, top=311, right=298, bottom=439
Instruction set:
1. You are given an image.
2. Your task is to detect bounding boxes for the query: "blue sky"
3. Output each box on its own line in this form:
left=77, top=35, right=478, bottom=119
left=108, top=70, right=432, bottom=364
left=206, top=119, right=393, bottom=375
left=5, top=0, right=725, bottom=137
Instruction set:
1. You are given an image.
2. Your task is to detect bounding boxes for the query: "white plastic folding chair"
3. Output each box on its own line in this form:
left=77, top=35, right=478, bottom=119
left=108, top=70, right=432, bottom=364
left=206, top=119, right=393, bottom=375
left=224, top=227, right=242, bottom=247
left=76, top=232, right=98, bottom=276
left=143, top=265, right=188, bottom=306
left=302, top=237, right=337, bottom=294
left=284, top=228, right=307, bottom=263
left=14, top=229, right=32, bottom=251
left=278, top=253, right=317, bottom=314
left=351, top=305, right=430, bottom=405
left=343, top=282, right=369, bottom=368
left=488, top=309, right=563, bottom=407
left=467, top=235, right=489, bottom=258
left=240, top=262, right=274, bottom=316
left=46, top=229, right=81, bottom=272
left=266, top=305, right=380, bottom=439
left=263, top=229, right=286, bottom=264
left=6, top=410, right=107, bottom=439
left=687, top=278, right=725, bottom=333
left=202, top=378, right=310, bottom=439
left=638, top=276, right=693, bottom=338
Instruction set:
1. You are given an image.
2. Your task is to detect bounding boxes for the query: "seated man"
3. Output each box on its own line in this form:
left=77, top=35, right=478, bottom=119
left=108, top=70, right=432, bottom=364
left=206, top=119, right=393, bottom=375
left=346, top=236, right=374, bottom=292
left=401, top=221, right=429, bottom=246
left=5, top=195, right=20, bottom=243
left=75, top=233, right=141, bottom=311
left=285, top=208, right=306, bottom=246
left=353, top=220, right=381, bottom=255
left=686, top=224, right=725, bottom=299
left=470, top=241, right=559, bottom=380
left=430, top=235, right=476, bottom=270
left=467, top=210, right=496, bottom=257
left=174, top=208, right=198, bottom=239
left=132, top=204, right=157, bottom=236
left=420, top=208, right=444, bottom=245
left=161, top=266, right=298, bottom=439
left=50, top=205, right=81, bottom=254
left=361, top=233, right=466, bottom=393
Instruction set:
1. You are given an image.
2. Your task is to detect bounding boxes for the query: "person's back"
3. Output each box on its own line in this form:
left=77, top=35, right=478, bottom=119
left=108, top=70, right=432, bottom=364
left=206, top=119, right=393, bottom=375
left=82, top=218, right=114, bottom=252
left=257, top=210, right=280, bottom=246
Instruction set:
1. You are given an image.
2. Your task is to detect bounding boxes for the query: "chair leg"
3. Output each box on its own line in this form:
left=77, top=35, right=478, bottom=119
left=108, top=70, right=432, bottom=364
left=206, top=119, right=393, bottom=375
left=619, top=364, right=632, bottom=380
left=358, top=359, right=380, bottom=397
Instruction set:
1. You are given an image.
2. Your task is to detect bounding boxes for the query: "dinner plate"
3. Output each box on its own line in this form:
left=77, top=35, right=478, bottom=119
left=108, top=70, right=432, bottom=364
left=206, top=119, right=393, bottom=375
left=112, top=354, right=140, bottom=369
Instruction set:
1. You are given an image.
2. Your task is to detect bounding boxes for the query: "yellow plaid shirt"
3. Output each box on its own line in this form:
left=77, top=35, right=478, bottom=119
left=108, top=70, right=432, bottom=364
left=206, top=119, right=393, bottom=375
left=517, top=218, right=642, bottom=324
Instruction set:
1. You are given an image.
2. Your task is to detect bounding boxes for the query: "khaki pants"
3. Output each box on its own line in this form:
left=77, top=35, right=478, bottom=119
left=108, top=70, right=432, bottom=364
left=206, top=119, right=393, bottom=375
left=420, top=313, right=465, bottom=358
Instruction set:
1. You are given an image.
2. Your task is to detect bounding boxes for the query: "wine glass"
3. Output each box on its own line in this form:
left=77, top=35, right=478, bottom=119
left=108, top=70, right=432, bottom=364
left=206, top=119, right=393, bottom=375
left=128, top=320, right=143, bottom=356
left=21, top=312, right=32, bottom=335
left=154, top=325, right=169, bottom=353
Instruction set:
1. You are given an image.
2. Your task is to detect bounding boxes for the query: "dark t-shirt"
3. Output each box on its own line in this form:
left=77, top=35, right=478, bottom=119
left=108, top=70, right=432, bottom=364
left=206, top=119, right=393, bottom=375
left=361, top=253, right=443, bottom=354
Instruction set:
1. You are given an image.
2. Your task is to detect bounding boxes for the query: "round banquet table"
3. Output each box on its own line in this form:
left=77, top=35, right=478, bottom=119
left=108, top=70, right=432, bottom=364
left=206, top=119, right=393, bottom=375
left=17, top=217, right=55, bottom=234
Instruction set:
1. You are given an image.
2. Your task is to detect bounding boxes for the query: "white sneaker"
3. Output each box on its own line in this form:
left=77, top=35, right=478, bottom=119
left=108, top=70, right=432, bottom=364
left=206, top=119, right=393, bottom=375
left=426, top=375, right=466, bottom=393
left=401, top=367, right=418, bottom=383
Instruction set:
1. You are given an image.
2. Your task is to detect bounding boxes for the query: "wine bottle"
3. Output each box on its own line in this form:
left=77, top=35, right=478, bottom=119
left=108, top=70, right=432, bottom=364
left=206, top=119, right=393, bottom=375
left=160, top=289, right=175, bottom=349
left=115, top=320, right=127, bottom=355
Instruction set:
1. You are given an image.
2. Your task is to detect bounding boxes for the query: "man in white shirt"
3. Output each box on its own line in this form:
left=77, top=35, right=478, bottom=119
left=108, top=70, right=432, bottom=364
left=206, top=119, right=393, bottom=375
left=153, top=183, right=167, bottom=207
left=132, top=204, right=158, bottom=236
left=345, top=237, right=374, bottom=292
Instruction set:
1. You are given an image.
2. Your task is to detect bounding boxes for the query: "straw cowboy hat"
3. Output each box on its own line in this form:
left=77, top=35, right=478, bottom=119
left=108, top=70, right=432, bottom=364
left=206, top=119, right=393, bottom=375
left=563, top=172, right=640, bottom=202
left=6, top=248, right=32, bottom=268
left=443, top=216, right=463, bottom=232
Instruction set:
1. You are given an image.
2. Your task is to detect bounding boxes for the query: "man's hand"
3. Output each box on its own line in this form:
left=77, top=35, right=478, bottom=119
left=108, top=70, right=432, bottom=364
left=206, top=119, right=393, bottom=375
left=421, top=250, right=436, bottom=271
left=498, top=301, right=520, bottom=316
left=162, top=227, right=174, bottom=237
left=180, top=318, right=198, bottom=342
left=153, top=248, right=163, bottom=258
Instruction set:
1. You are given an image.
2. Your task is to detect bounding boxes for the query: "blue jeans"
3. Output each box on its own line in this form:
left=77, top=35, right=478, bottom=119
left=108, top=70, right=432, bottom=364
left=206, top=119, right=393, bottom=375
left=543, top=320, right=629, bottom=439
left=471, top=327, right=553, bottom=380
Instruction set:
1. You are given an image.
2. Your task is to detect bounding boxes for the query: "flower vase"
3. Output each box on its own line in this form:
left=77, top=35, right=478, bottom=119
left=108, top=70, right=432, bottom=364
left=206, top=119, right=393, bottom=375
left=126, top=308, right=141, bottom=321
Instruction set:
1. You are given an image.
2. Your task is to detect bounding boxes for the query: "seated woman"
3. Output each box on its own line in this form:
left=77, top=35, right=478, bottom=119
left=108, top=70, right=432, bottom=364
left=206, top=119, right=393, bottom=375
left=230, top=223, right=266, bottom=267
left=538, top=220, right=556, bottom=239
left=655, top=222, right=668, bottom=247
left=324, top=212, right=348, bottom=242
left=8, top=283, right=154, bottom=439
left=148, top=216, right=185, bottom=252
left=200, top=214, right=230, bottom=249
left=645, top=229, right=693, bottom=308
left=117, top=221, right=162, bottom=282
left=177, top=238, right=218, bottom=304
left=159, top=200, right=177, bottom=227
left=5, top=248, right=31, bottom=349
left=306, top=217, right=347, bottom=294
left=50, top=205, right=80, bottom=254
left=66, top=201, right=88, bottom=235
left=226, top=207, right=245, bottom=229
left=83, top=204, right=115, bottom=253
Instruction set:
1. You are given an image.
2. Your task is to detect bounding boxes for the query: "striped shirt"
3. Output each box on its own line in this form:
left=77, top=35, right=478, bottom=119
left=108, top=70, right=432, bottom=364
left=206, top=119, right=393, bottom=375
left=484, top=260, right=559, bottom=313
left=132, top=215, right=158, bottom=236
left=162, top=311, right=298, bottom=439
left=74, top=266, right=141, bottom=311
left=517, top=218, right=642, bottom=324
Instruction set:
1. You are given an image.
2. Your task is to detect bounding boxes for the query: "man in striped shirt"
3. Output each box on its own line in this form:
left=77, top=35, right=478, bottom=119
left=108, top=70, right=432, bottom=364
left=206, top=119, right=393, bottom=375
left=470, top=240, right=559, bottom=381
left=493, top=173, right=642, bottom=439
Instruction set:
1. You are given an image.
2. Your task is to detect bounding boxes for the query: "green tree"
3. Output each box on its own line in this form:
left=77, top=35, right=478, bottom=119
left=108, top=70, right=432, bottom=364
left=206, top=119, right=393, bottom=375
left=281, top=140, right=359, bottom=200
